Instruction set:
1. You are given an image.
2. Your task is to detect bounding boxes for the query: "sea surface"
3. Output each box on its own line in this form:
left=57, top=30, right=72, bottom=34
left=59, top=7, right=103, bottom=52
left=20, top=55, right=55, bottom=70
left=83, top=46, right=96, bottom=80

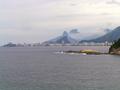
left=0, top=46, right=120, bottom=90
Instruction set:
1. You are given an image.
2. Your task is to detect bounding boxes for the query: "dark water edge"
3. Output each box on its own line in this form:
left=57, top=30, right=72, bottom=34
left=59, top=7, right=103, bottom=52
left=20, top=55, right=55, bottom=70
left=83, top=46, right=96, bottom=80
left=0, top=46, right=120, bottom=90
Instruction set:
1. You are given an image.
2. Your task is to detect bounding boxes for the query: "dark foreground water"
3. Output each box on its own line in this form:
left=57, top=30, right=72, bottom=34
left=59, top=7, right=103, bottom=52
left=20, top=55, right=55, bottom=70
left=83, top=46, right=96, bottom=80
left=0, top=46, right=120, bottom=90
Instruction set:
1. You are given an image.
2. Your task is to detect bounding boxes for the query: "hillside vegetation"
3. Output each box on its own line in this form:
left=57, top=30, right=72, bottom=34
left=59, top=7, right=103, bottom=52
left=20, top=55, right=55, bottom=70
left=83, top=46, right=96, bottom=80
left=109, top=39, right=120, bottom=54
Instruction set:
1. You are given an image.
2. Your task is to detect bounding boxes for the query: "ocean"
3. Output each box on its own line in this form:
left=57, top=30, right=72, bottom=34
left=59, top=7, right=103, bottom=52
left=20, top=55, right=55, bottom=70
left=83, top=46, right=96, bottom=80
left=0, top=46, right=120, bottom=90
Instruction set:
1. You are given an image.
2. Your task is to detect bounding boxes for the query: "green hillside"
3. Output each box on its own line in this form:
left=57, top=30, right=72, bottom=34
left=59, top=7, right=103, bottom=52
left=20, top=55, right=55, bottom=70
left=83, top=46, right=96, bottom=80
left=109, top=39, right=120, bottom=54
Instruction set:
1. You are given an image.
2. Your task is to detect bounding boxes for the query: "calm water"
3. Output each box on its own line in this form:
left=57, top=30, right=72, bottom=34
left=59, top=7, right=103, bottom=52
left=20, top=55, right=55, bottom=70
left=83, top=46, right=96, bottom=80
left=0, top=46, right=120, bottom=90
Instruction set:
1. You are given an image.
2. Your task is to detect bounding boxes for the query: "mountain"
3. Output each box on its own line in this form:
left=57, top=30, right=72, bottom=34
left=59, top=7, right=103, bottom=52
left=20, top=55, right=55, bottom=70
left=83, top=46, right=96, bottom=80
left=80, top=26, right=120, bottom=43
left=43, top=31, right=77, bottom=44
left=3, top=42, right=17, bottom=47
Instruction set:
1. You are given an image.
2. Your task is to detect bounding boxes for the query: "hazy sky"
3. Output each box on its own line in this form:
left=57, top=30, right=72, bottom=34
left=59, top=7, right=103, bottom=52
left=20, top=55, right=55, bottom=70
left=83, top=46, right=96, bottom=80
left=0, top=0, right=120, bottom=44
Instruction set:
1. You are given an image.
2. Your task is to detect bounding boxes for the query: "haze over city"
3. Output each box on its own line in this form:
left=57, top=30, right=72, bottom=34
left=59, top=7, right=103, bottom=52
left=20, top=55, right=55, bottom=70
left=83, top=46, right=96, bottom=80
left=0, top=0, right=120, bottom=44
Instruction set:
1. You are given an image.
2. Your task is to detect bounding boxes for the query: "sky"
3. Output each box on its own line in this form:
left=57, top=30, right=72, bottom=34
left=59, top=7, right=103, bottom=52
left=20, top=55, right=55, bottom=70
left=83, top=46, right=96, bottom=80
left=0, top=0, right=120, bottom=44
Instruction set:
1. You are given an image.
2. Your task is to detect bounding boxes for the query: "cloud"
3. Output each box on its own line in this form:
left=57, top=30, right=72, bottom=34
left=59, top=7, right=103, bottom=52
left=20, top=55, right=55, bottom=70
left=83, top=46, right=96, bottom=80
left=0, top=0, right=120, bottom=44
left=104, top=29, right=112, bottom=33
left=106, top=0, right=120, bottom=5
left=69, top=29, right=79, bottom=34
left=69, top=3, right=78, bottom=6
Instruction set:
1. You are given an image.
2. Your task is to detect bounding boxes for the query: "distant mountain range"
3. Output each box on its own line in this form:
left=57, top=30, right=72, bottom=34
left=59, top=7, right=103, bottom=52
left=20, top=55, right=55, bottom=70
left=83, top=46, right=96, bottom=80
left=43, top=26, right=120, bottom=44
left=80, top=26, right=120, bottom=43
left=42, top=31, right=77, bottom=44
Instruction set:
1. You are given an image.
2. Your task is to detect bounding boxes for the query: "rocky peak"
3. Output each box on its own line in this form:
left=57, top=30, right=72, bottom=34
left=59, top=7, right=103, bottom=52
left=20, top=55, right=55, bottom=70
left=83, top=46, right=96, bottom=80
left=62, top=31, right=69, bottom=37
